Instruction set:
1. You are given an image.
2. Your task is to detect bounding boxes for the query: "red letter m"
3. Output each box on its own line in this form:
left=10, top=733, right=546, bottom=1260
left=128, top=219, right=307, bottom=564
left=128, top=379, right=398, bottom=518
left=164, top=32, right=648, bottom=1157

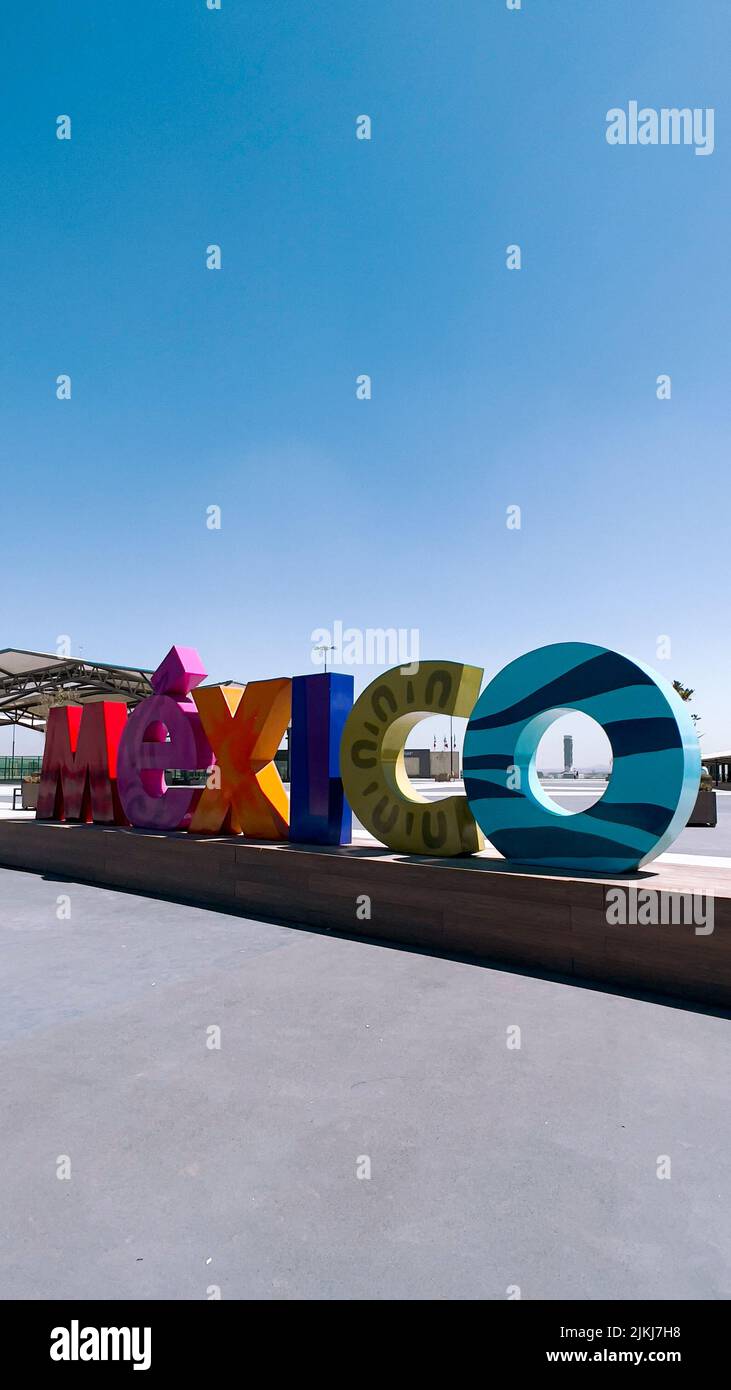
left=37, top=703, right=128, bottom=822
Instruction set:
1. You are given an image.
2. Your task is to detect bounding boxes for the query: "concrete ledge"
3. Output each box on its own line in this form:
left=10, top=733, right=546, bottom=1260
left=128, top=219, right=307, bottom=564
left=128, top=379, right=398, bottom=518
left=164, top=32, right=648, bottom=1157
left=1, top=819, right=730, bottom=1008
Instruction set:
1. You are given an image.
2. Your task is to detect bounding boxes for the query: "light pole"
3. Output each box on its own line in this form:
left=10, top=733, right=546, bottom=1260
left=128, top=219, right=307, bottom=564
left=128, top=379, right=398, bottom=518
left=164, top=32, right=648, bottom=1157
left=314, top=644, right=336, bottom=674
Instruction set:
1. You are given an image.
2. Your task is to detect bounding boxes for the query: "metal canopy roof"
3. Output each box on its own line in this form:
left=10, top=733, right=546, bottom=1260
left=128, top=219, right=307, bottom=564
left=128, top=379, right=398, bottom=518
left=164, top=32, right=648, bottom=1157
left=0, top=649, right=153, bottom=730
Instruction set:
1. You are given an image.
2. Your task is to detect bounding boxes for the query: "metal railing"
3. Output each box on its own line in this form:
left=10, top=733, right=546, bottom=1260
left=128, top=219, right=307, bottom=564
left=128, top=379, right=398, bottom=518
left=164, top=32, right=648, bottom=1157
left=0, top=756, right=43, bottom=781
left=0, top=751, right=292, bottom=784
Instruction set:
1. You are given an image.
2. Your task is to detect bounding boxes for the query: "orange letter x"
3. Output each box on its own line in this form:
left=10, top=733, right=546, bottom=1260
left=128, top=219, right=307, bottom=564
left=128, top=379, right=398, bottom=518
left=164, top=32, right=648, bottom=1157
left=189, top=678, right=291, bottom=838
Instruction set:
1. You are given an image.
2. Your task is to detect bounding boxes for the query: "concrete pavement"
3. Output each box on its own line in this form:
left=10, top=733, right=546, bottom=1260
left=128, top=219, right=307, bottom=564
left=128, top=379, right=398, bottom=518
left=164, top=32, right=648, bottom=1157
left=2, top=867, right=730, bottom=1300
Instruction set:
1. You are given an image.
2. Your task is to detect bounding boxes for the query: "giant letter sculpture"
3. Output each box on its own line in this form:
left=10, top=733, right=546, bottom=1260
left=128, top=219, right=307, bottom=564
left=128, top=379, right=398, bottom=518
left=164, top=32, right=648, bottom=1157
left=37, top=702, right=128, bottom=823
left=340, top=661, right=484, bottom=855
left=34, top=639, right=703, bottom=873
left=189, top=677, right=291, bottom=838
left=290, top=672, right=353, bottom=845
left=462, top=642, right=700, bottom=872
left=117, top=645, right=212, bottom=831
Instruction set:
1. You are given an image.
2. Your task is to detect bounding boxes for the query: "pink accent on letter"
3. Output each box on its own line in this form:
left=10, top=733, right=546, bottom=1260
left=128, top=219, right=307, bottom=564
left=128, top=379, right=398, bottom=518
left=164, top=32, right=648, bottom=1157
left=150, top=645, right=208, bottom=697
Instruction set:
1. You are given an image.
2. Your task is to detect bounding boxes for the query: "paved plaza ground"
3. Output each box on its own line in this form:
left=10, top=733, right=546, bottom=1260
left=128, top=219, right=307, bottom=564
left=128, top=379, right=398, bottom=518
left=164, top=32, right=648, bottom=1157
left=2, top=866, right=731, bottom=1300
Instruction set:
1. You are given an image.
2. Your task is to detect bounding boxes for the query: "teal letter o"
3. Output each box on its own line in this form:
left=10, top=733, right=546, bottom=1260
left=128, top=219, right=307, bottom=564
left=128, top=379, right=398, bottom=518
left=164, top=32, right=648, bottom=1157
left=463, top=643, right=700, bottom=872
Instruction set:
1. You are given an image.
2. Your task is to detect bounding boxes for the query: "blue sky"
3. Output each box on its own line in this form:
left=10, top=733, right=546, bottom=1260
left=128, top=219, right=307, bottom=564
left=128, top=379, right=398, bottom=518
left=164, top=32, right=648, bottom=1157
left=2, top=1, right=729, bottom=761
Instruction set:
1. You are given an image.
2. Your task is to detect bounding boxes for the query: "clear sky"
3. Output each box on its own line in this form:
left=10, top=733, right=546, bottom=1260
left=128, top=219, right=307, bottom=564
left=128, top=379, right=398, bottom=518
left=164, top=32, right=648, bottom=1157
left=2, top=1, right=729, bottom=763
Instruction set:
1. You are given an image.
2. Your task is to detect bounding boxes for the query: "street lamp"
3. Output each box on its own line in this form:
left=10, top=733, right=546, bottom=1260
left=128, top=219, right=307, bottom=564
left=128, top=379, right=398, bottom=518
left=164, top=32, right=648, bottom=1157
left=314, top=644, right=336, bottom=674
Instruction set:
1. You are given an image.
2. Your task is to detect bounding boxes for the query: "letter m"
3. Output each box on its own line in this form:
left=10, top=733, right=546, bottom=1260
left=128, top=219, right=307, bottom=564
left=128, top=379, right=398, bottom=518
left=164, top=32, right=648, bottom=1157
left=37, top=703, right=128, bottom=822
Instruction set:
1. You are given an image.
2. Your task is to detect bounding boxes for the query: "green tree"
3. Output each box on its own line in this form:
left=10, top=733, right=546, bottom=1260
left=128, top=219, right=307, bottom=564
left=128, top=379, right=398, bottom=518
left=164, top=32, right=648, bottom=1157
left=673, top=680, right=701, bottom=734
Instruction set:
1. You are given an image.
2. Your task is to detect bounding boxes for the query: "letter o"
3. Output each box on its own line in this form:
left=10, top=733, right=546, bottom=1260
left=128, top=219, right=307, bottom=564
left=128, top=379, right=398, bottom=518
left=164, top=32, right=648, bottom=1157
left=463, top=643, right=700, bottom=872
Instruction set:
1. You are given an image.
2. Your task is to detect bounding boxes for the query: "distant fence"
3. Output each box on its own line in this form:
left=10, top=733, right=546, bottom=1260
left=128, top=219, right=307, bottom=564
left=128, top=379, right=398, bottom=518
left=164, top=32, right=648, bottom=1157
left=0, top=751, right=291, bottom=784
left=0, top=757, right=43, bottom=782
left=167, top=751, right=290, bottom=784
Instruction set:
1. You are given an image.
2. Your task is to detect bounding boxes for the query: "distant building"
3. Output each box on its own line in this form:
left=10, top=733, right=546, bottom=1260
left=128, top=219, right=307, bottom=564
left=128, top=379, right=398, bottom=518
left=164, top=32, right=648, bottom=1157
left=404, top=747, right=459, bottom=779
left=563, top=735, right=573, bottom=773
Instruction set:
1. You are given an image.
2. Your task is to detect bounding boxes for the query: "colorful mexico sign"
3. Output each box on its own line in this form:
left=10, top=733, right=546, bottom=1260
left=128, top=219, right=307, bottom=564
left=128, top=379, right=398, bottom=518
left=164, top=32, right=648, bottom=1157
left=36, top=642, right=700, bottom=874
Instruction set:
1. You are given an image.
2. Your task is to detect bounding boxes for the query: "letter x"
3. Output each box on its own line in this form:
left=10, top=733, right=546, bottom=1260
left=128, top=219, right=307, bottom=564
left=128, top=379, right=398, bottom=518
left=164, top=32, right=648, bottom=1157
left=189, top=678, right=291, bottom=838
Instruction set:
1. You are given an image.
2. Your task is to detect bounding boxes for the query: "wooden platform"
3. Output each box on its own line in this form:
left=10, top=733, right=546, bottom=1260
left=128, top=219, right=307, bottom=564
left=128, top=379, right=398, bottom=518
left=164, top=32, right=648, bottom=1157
left=1, top=818, right=730, bottom=1009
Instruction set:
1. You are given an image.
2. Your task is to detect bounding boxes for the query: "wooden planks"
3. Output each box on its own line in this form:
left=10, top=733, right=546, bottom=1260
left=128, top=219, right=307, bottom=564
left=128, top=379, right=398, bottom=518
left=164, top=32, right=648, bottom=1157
left=1, top=819, right=730, bottom=1009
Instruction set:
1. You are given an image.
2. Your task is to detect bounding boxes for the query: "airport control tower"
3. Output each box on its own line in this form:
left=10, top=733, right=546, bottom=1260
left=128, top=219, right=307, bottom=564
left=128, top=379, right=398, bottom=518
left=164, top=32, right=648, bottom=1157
left=563, top=734, right=573, bottom=773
